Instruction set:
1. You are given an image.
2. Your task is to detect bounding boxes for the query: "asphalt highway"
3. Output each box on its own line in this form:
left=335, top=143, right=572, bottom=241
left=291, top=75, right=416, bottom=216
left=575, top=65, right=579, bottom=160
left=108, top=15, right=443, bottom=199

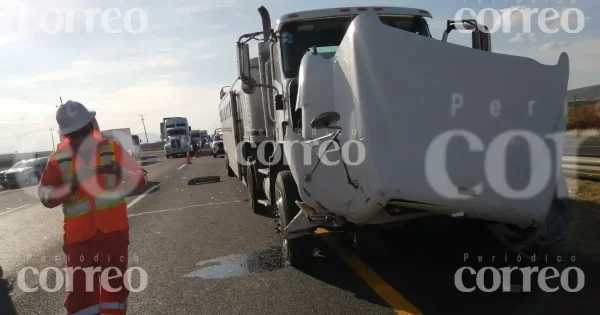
left=0, top=150, right=598, bottom=315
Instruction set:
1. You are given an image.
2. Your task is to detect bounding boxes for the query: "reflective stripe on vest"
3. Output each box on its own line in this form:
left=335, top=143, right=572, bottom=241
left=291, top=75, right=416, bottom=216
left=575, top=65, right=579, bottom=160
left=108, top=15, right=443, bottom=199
left=63, top=198, right=92, bottom=219
left=100, top=301, right=127, bottom=310
left=95, top=140, right=126, bottom=209
left=56, top=152, right=74, bottom=183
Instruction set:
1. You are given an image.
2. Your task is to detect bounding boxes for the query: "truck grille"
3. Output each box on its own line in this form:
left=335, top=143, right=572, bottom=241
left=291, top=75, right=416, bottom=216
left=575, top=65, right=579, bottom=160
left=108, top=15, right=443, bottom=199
left=171, top=140, right=181, bottom=148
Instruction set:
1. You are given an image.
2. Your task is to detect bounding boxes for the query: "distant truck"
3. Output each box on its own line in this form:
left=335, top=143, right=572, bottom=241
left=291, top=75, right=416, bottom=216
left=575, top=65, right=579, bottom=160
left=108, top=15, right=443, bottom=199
left=163, top=117, right=193, bottom=158
left=100, top=128, right=142, bottom=161
left=191, top=129, right=208, bottom=145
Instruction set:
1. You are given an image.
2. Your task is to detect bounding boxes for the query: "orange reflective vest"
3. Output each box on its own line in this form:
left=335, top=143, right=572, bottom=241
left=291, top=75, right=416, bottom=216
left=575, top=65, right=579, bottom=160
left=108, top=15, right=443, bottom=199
left=53, top=138, right=129, bottom=244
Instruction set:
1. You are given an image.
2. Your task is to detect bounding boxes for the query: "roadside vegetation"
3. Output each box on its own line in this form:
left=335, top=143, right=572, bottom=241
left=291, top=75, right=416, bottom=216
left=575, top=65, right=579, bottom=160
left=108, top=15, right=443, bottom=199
left=567, top=98, right=600, bottom=130
left=562, top=178, right=600, bottom=263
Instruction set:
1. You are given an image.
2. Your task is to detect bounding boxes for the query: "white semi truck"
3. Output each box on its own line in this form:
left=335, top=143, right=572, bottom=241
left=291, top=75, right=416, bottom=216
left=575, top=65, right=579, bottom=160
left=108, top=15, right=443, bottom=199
left=220, top=6, right=571, bottom=266
left=100, top=128, right=142, bottom=161
left=163, top=117, right=193, bottom=158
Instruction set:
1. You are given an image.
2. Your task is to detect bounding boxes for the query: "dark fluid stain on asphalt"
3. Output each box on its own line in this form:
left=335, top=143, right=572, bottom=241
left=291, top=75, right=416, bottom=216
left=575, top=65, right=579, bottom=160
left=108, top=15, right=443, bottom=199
left=184, top=246, right=284, bottom=279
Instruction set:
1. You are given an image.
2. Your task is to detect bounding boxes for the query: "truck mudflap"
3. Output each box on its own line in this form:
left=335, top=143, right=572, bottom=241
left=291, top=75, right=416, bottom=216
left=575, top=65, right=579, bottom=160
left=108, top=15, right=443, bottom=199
left=285, top=10, right=570, bottom=228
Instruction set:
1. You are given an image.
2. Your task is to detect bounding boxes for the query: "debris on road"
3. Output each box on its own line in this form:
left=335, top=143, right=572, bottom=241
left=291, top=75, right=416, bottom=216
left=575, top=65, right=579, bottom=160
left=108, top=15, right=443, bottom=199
left=188, top=176, right=221, bottom=185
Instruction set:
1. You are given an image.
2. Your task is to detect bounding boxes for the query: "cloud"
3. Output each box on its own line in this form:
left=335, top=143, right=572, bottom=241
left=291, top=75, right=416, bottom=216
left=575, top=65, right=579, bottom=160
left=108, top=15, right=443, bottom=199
left=547, top=8, right=588, bottom=32
left=90, top=80, right=224, bottom=133
left=495, top=6, right=529, bottom=29
left=538, top=41, right=569, bottom=51
left=509, top=32, right=538, bottom=43
left=172, top=3, right=235, bottom=16
left=4, top=53, right=184, bottom=84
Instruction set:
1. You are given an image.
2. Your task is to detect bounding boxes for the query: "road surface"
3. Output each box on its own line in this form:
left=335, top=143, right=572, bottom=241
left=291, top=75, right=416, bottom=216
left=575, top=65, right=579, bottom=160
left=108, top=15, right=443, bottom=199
left=1, top=151, right=598, bottom=315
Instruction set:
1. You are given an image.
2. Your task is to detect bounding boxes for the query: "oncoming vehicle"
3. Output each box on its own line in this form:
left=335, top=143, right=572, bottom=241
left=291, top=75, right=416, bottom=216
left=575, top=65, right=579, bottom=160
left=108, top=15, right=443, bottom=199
left=211, top=131, right=224, bottom=158
left=1, top=157, right=48, bottom=189
left=221, top=5, right=571, bottom=267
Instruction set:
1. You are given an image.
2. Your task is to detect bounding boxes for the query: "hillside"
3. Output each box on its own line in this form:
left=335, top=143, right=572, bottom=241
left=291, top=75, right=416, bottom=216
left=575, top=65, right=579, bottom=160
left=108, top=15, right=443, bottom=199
left=568, top=84, right=600, bottom=100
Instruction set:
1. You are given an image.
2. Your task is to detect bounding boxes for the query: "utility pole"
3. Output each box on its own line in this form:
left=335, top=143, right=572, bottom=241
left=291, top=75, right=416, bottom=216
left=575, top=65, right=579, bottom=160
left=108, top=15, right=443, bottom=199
left=49, top=128, right=55, bottom=149
left=140, top=114, right=149, bottom=144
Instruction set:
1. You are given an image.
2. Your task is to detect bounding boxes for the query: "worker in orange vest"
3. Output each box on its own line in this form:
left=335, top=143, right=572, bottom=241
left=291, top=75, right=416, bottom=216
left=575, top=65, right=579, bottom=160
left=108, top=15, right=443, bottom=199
left=38, top=101, right=148, bottom=315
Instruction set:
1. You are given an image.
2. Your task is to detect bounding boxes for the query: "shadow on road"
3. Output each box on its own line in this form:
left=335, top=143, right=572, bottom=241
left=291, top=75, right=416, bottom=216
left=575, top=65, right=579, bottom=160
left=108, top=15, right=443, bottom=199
left=294, top=244, right=391, bottom=309
left=292, top=205, right=599, bottom=315
left=140, top=160, right=161, bottom=167
left=0, top=266, right=18, bottom=315
left=126, top=181, right=161, bottom=197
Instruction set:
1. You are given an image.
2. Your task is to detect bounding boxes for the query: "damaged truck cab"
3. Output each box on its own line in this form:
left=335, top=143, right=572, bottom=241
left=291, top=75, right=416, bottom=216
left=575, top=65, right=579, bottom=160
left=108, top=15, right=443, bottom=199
left=226, top=6, right=570, bottom=266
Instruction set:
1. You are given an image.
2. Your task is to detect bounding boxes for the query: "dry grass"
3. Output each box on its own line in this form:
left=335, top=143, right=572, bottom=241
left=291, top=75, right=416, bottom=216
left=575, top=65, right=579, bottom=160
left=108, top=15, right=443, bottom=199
left=567, top=178, right=600, bottom=203
left=567, top=99, right=600, bottom=130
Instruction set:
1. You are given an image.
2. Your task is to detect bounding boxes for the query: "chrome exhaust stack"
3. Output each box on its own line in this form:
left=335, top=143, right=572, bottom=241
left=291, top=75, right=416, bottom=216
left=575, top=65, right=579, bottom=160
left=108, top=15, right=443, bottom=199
left=258, top=6, right=271, bottom=42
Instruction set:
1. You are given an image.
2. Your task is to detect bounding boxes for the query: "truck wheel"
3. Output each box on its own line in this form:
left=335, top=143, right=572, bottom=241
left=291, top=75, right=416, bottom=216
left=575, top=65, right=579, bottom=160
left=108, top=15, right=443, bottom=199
left=275, top=170, right=313, bottom=267
left=247, top=164, right=266, bottom=214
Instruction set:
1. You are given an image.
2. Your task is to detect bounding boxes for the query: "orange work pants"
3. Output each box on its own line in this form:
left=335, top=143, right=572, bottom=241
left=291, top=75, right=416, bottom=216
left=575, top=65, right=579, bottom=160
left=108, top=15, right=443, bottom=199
left=63, top=230, right=129, bottom=315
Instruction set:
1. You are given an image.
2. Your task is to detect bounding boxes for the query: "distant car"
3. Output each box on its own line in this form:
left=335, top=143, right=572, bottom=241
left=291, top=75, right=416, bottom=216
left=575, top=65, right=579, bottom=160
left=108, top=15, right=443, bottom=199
left=211, top=133, right=224, bottom=158
left=1, top=157, right=48, bottom=189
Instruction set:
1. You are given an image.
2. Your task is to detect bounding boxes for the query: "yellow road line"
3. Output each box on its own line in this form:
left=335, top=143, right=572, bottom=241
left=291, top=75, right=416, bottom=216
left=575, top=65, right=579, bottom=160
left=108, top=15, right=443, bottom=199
left=316, top=228, right=422, bottom=315
left=562, top=170, right=600, bottom=176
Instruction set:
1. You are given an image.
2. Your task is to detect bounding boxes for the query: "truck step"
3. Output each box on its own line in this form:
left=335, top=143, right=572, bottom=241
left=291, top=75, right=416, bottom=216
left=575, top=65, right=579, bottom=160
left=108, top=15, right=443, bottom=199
left=258, top=168, right=269, bottom=176
left=257, top=199, right=270, bottom=206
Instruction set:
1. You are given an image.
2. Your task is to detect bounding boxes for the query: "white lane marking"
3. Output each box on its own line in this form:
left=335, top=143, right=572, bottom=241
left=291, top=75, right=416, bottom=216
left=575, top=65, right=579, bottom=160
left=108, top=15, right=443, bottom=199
left=128, top=200, right=242, bottom=218
left=127, top=185, right=159, bottom=209
left=0, top=203, right=31, bottom=216
left=177, top=164, right=186, bottom=170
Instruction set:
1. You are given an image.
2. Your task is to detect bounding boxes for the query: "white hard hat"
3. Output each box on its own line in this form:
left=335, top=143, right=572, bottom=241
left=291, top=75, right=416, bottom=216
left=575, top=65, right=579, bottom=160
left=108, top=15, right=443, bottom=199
left=56, top=101, right=96, bottom=135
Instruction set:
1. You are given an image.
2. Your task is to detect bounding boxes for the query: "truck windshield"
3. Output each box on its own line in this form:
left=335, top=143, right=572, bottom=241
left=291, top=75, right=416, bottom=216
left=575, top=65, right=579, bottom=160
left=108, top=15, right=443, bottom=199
left=132, top=135, right=139, bottom=144
left=280, top=15, right=431, bottom=78
left=167, top=129, right=186, bottom=136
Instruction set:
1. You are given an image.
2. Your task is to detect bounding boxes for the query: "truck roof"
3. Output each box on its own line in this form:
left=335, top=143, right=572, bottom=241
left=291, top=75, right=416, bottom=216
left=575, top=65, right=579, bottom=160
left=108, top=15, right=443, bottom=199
left=276, top=6, right=432, bottom=27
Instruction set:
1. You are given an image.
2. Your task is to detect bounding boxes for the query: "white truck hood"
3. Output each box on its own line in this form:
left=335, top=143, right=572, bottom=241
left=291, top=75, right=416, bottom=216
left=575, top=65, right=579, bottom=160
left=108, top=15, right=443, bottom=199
left=285, top=11, right=569, bottom=226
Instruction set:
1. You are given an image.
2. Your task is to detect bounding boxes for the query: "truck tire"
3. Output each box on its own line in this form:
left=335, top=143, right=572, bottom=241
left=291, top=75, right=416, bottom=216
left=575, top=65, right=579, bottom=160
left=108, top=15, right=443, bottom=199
left=275, top=170, right=313, bottom=267
left=247, top=164, right=265, bottom=214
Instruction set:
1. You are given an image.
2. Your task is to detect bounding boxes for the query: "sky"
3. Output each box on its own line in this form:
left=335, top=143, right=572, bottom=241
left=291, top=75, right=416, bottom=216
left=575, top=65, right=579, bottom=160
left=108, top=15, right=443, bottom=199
left=0, top=0, right=598, bottom=154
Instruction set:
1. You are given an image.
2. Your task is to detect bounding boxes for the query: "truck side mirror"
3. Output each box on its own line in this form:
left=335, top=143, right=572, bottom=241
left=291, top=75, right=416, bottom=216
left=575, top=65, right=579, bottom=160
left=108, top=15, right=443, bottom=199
left=236, top=43, right=251, bottom=80
left=442, top=19, right=492, bottom=52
